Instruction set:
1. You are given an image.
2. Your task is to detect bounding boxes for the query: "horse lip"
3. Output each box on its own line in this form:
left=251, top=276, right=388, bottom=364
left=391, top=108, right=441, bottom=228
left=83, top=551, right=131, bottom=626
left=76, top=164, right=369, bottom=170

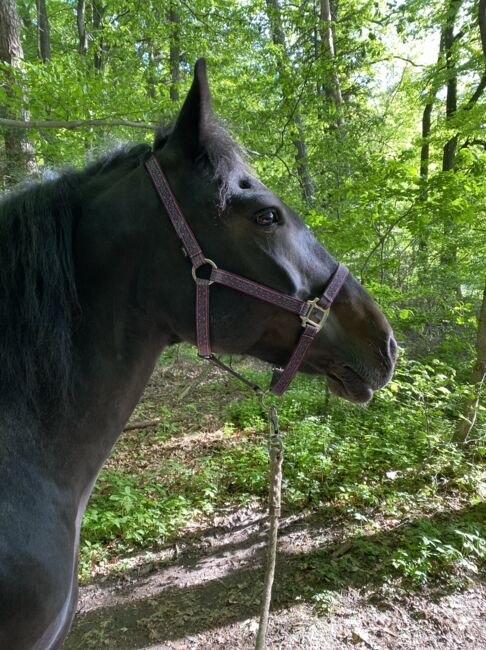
left=326, top=367, right=374, bottom=404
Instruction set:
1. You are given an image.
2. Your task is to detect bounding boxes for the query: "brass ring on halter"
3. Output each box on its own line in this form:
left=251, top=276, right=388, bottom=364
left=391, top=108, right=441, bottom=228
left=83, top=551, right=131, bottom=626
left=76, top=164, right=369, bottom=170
left=192, top=258, right=218, bottom=285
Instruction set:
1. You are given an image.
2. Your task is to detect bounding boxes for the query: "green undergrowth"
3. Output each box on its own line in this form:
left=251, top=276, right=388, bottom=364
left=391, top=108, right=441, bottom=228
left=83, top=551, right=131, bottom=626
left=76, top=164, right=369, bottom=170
left=79, top=348, right=485, bottom=593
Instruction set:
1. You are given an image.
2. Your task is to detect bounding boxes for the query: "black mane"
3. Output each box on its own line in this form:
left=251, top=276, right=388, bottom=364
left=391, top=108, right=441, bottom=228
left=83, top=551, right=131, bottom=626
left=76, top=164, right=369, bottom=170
left=0, top=143, right=150, bottom=408
left=0, top=122, right=248, bottom=409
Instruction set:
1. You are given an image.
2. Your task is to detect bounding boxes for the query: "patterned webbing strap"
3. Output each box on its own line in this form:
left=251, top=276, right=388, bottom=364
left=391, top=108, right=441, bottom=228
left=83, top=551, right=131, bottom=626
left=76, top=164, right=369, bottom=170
left=270, top=263, right=349, bottom=395
left=145, top=154, right=349, bottom=396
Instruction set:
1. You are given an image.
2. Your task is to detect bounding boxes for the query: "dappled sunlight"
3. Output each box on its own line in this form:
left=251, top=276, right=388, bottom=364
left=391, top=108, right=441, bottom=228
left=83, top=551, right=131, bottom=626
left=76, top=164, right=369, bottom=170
left=68, top=503, right=485, bottom=649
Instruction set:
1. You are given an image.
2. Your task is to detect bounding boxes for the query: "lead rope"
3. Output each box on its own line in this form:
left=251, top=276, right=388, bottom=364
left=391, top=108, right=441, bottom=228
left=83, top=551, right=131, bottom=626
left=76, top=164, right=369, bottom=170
left=204, top=358, right=283, bottom=649
left=255, top=401, right=283, bottom=650
left=208, top=348, right=284, bottom=644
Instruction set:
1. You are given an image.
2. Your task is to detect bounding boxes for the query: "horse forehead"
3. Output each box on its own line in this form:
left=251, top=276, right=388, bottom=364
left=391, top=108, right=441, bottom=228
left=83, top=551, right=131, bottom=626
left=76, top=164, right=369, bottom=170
left=227, top=176, right=285, bottom=208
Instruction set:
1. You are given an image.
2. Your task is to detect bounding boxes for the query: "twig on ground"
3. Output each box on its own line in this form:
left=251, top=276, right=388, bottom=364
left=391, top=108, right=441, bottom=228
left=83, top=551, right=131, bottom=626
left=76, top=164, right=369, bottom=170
left=123, top=417, right=162, bottom=432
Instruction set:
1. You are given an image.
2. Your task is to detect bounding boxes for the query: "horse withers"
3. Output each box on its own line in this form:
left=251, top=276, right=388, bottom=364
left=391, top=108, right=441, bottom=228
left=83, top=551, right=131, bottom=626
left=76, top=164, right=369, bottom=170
left=0, top=60, right=396, bottom=649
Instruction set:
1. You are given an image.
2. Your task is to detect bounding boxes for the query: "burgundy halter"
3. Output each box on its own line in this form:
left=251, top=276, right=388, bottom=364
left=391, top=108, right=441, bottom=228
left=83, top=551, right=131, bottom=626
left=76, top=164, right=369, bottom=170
left=145, top=155, right=349, bottom=396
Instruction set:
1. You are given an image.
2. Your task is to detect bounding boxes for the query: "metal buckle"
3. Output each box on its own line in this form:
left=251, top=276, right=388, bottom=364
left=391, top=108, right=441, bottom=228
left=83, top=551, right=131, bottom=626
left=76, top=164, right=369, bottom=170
left=300, top=298, right=329, bottom=331
left=192, top=258, right=217, bottom=285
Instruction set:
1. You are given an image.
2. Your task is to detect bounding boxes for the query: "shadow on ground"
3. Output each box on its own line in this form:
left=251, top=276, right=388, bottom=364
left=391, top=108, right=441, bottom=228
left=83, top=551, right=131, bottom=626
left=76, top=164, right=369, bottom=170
left=65, top=502, right=485, bottom=649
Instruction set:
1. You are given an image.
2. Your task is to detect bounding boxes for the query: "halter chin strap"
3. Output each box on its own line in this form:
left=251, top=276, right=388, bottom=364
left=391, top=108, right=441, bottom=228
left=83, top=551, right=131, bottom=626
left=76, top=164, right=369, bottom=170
left=145, top=155, right=349, bottom=396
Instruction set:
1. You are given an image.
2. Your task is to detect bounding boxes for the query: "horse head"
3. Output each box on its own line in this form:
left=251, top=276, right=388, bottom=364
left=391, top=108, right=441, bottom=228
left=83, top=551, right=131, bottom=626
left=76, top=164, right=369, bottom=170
left=143, top=60, right=396, bottom=403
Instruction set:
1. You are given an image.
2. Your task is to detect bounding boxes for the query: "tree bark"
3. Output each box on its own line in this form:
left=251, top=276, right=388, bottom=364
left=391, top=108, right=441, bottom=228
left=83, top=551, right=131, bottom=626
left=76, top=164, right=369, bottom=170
left=0, top=117, right=157, bottom=130
left=0, top=0, right=37, bottom=186
left=77, top=0, right=88, bottom=55
left=417, top=102, right=433, bottom=265
left=92, top=0, right=105, bottom=70
left=441, top=0, right=461, bottom=172
left=265, top=0, right=315, bottom=205
left=479, top=0, right=486, bottom=59
left=319, top=0, right=344, bottom=127
left=35, top=0, right=51, bottom=62
left=168, top=6, right=181, bottom=102
left=419, top=32, right=445, bottom=188
left=440, top=0, right=461, bottom=273
left=418, top=32, right=445, bottom=267
left=292, top=115, right=315, bottom=206
left=454, top=281, right=486, bottom=444
left=419, top=103, right=433, bottom=182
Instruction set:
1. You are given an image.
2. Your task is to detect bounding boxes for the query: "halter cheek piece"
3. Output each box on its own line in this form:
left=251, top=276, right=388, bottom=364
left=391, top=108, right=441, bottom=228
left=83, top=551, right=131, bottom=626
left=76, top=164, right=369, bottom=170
left=145, top=155, right=349, bottom=396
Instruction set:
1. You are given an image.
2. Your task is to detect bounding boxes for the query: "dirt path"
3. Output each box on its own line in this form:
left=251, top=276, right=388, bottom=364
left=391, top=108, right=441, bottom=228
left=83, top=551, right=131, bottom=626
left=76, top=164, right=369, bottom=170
left=64, top=356, right=485, bottom=649
left=65, top=503, right=485, bottom=649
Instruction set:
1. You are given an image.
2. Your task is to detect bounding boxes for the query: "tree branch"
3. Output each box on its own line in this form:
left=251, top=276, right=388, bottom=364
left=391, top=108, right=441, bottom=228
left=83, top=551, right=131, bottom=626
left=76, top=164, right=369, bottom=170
left=0, top=117, right=157, bottom=130
left=460, top=138, right=486, bottom=150
left=463, top=71, right=486, bottom=110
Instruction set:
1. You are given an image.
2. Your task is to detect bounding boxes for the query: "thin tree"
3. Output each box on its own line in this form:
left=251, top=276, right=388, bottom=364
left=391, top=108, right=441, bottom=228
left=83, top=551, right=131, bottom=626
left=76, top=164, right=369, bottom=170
left=440, top=0, right=486, bottom=271
left=35, top=0, right=51, bottom=63
left=168, top=5, right=181, bottom=102
left=0, top=0, right=37, bottom=186
left=92, top=0, right=105, bottom=70
left=454, top=281, right=486, bottom=444
left=319, top=0, right=344, bottom=128
left=417, top=30, right=445, bottom=268
left=441, top=0, right=461, bottom=174
left=265, top=0, right=316, bottom=206
left=452, top=0, right=486, bottom=444
left=77, top=0, right=88, bottom=55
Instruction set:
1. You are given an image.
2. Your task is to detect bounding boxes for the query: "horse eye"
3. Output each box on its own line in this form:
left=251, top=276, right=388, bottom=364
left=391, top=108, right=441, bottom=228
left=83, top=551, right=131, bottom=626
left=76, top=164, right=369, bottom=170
left=254, top=209, right=278, bottom=227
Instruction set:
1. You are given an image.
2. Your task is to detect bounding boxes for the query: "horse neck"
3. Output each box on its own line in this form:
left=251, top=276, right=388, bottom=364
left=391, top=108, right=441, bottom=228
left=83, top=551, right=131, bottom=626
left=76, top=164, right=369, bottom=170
left=52, top=166, right=174, bottom=493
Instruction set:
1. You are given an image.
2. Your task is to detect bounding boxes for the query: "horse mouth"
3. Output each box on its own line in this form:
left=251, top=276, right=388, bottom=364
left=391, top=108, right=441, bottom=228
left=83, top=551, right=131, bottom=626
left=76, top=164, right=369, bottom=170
left=326, top=367, right=374, bottom=404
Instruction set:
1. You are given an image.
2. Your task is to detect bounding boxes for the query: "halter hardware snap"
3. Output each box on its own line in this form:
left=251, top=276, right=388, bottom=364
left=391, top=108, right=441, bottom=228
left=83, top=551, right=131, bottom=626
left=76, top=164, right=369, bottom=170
left=192, top=258, right=217, bottom=285
left=301, top=298, right=329, bottom=331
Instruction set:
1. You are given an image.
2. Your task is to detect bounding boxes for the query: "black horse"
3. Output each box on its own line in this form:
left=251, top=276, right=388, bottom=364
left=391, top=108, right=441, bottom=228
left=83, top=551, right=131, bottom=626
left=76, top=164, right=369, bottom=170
left=0, top=60, right=396, bottom=649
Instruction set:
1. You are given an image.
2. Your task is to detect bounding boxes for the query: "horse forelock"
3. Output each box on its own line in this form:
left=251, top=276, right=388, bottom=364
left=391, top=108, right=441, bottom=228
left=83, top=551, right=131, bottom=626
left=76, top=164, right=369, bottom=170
left=154, top=121, right=253, bottom=210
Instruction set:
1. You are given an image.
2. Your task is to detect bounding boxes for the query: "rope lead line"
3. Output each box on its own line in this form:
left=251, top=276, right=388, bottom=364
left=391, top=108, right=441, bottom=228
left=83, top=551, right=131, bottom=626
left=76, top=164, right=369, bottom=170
left=255, top=403, right=283, bottom=650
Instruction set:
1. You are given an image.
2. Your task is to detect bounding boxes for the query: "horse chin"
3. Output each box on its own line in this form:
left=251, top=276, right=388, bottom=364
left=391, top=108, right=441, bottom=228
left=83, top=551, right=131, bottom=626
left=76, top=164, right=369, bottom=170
left=326, top=373, right=374, bottom=404
left=304, top=362, right=375, bottom=404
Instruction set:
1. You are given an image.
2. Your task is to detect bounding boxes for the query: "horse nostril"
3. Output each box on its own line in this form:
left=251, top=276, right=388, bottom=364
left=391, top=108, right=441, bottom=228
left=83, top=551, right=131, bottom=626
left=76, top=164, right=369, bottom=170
left=378, top=334, right=397, bottom=370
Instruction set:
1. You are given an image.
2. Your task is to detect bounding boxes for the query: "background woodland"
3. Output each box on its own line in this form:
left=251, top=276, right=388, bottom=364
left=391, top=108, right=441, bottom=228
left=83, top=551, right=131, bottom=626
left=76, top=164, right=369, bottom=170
left=1, top=0, right=485, bottom=603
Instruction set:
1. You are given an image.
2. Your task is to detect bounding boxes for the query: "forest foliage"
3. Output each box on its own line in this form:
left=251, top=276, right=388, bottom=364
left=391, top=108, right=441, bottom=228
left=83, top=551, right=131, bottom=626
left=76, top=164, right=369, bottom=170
left=1, top=0, right=485, bottom=585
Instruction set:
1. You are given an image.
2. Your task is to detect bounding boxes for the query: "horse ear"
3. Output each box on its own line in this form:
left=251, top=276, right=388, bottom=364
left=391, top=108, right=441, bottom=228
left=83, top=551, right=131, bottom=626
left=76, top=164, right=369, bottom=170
left=164, top=58, right=213, bottom=161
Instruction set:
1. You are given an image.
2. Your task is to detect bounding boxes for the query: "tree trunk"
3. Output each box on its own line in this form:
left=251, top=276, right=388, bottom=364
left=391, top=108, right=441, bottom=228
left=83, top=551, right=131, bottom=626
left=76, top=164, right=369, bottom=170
left=319, top=0, right=344, bottom=127
left=418, top=32, right=445, bottom=267
left=479, top=0, right=486, bottom=60
left=419, top=28, right=445, bottom=184
left=35, top=0, right=51, bottom=62
left=454, top=281, right=486, bottom=444
left=441, top=0, right=460, bottom=172
left=440, top=0, right=461, bottom=272
left=419, top=103, right=433, bottom=183
left=145, top=46, right=158, bottom=99
left=77, top=0, right=88, bottom=55
left=168, top=6, right=181, bottom=102
left=293, top=115, right=315, bottom=207
left=0, top=0, right=37, bottom=186
left=92, top=0, right=105, bottom=70
left=417, top=102, right=433, bottom=267
left=265, top=0, right=315, bottom=206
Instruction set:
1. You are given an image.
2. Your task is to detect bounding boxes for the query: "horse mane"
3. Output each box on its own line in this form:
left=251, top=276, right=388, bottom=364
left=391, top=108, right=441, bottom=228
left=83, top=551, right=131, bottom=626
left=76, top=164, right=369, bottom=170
left=0, top=143, right=150, bottom=409
left=0, top=122, right=247, bottom=409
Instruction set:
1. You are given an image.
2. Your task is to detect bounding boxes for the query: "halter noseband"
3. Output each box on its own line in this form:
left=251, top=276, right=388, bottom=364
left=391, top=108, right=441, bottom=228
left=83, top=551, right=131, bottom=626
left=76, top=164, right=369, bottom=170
left=145, top=155, right=349, bottom=396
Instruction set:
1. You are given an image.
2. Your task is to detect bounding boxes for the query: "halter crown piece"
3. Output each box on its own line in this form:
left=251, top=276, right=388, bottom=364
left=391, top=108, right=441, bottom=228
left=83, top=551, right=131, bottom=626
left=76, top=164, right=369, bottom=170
left=145, top=156, right=349, bottom=395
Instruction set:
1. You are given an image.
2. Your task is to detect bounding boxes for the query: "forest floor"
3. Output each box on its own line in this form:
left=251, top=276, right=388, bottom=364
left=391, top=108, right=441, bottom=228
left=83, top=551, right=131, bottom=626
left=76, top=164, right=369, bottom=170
left=65, top=355, right=486, bottom=650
